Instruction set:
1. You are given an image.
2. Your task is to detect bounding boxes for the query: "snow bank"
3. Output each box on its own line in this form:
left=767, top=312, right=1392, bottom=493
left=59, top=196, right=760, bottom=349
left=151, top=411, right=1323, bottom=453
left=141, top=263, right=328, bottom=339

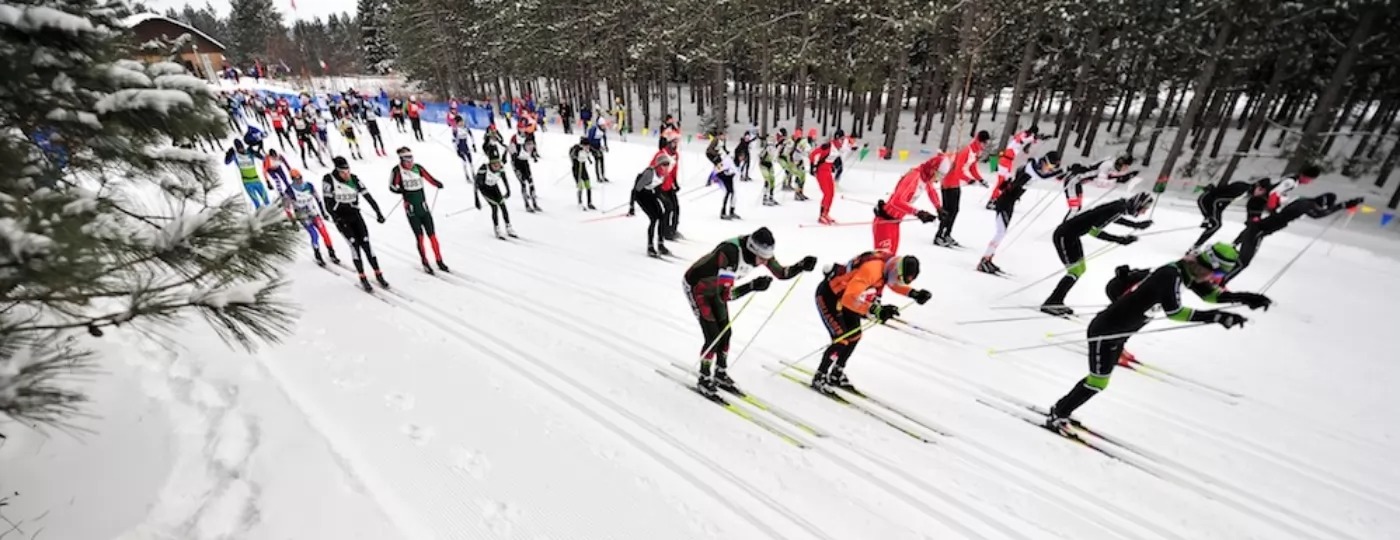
left=95, top=88, right=194, bottom=114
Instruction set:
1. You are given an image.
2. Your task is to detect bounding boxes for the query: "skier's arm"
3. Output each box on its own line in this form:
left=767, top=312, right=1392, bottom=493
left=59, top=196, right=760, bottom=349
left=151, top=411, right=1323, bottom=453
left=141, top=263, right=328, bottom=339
left=473, top=170, right=484, bottom=208
left=313, top=186, right=328, bottom=216
left=1088, top=226, right=1134, bottom=244
left=321, top=178, right=336, bottom=213
left=839, top=262, right=883, bottom=316
left=362, top=191, right=383, bottom=218
left=764, top=256, right=809, bottom=280
left=387, top=167, right=403, bottom=194
left=420, top=166, right=444, bottom=189
left=1113, top=217, right=1152, bottom=229
left=224, top=148, right=236, bottom=164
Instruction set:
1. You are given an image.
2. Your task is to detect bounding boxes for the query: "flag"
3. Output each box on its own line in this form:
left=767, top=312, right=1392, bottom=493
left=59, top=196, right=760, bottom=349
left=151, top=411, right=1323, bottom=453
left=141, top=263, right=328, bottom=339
left=858, top=146, right=869, bottom=161
left=318, top=59, right=328, bottom=73
left=1382, top=212, right=1395, bottom=227
left=898, top=149, right=909, bottom=161
left=290, top=0, right=298, bottom=10
left=1360, top=205, right=1377, bottom=214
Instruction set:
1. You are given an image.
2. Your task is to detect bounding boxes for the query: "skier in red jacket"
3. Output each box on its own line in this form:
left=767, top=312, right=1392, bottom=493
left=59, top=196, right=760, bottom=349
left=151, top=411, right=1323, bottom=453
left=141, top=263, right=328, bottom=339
left=872, top=153, right=947, bottom=254
left=810, top=130, right=854, bottom=224
left=934, top=131, right=990, bottom=247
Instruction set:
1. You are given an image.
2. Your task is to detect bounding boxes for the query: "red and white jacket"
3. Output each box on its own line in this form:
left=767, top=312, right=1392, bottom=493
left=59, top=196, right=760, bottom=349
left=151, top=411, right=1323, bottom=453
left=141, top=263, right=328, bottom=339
left=940, top=138, right=986, bottom=189
left=885, top=153, right=950, bottom=217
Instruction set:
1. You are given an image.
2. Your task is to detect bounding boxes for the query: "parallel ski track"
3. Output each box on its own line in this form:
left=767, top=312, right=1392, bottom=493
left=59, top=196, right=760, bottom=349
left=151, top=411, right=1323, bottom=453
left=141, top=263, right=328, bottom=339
left=365, top=246, right=836, bottom=540
left=376, top=243, right=1026, bottom=540
left=861, top=334, right=1365, bottom=540
left=378, top=241, right=1146, bottom=540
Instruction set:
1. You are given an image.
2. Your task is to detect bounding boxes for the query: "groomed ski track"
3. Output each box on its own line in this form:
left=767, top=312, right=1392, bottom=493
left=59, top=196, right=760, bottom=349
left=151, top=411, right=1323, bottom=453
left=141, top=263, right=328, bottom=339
left=230, top=91, right=1400, bottom=539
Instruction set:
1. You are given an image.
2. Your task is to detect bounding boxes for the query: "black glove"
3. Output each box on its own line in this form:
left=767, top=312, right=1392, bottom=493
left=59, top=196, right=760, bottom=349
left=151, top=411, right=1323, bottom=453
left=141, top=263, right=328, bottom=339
left=871, top=303, right=900, bottom=323
left=916, top=210, right=937, bottom=223
left=1209, top=310, right=1247, bottom=329
left=1118, top=235, right=1138, bottom=245
left=750, top=275, right=773, bottom=292
left=909, top=289, right=932, bottom=305
left=627, top=207, right=636, bottom=217
left=376, top=213, right=386, bottom=224
left=800, top=255, right=818, bottom=272
left=1136, top=220, right=1154, bottom=229
left=1221, top=291, right=1272, bottom=311
left=1344, top=197, right=1363, bottom=209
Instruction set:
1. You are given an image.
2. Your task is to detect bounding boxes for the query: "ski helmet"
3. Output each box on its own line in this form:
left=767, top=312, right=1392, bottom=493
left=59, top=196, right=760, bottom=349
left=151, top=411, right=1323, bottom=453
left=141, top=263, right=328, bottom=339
left=887, top=255, right=921, bottom=286
left=1124, top=192, right=1153, bottom=215
left=834, top=128, right=846, bottom=140
left=654, top=153, right=674, bottom=169
left=1105, top=265, right=1150, bottom=301
left=1044, top=151, right=1062, bottom=166
left=1197, top=242, right=1240, bottom=272
left=975, top=130, right=991, bottom=144
left=290, top=169, right=303, bottom=180
left=746, top=227, right=776, bottom=259
left=1114, top=155, right=1135, bottom=169
left=332, top=156, right=350, bottom=170
left=1299, top=164, right=1321, bottom=183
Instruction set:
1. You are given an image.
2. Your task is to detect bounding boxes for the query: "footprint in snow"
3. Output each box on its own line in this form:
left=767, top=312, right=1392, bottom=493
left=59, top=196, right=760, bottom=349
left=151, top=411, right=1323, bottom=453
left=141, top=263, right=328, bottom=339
left=402, top=424, right=434, bottom=446
left=384, top=392, right=415, bottom=412
left=450, top=446, right=492, bottom=479
left=481, top=500, right=520, bottom=536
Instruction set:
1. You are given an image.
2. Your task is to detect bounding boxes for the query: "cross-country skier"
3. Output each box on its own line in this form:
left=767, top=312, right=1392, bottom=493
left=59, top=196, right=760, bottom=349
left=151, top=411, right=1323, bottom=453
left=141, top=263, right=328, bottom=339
left=388, top=147, right=450, bottom=274
left=655, top=137, right=683, bottom=239
left=1039, top=193, right=1155, bottom=316
left=474, top=157, right=517, bottom=239
left=1062, top=156, right=1137, bottom=222
left=285, top=169, right=339, bottom=266
left=225, top=139, right=269, bottom=209
left=933, top=130, right=990, bottom=248
left=789, top=133, right=812, bottom=201
left=407, top=97, right=425, bottom=141
left=715, top=153, right=740, bottom=220
left=683, top=227, right=817, bottom=394
left=338, top=117, right=363, bottom=159
left=873, top=153, right=946, bottom=254
left=569, top=137, right=596, bottom=210
left=810, top=130, right=853, bottom=225
left=629, top=153, right=673, bottom=257
left=1189, top=177, right=1271, bottom=251
left=812, top=252, right=931, bottom=390
left=390, top=96, right=406, bottom=132
left=291, top=111, right=324, bottom=167
left=1222, top=192, right=1362, bottom=286
left=776, top=128, right=801, bottom=195
left=517, top=110, right=540, bottom=161
left=483, top=124, right=506, bottom=163
left=586, top=119, right=609, bottom=182
left=242, top=124, right=266, bottom=155
left=452, top=115, right=476, bottom=175
left=323, top=156, right=389, bottom=292
left=758, top=133, right=780, bottom=206
left=1045, top=244, right=1272, bottom=431
left=365, top=111, right=385, bottom=157
left=1249, top=164, right=1321, bottom=222
left=270, top=110, right=292, bottom=150
left=508, top=134, right=540, bottom=212
left=979, top=151, right=1066, bottom=274
left=705, top=131, right=728, bottom=168
left=261, top=149, right=293, bottom=194
left=735, top=130, right=755, bottom=182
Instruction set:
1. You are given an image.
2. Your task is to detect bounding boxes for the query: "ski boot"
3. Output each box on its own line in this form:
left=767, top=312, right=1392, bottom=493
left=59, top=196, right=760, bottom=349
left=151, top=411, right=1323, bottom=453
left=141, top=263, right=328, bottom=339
left=374, top=271, right=390, bottom=289
left=586, top=203, right=597, bottom=211
left=494, top=225, right=505, bottom=239
left=358, top=274, right=373, bottom=292
left=421, top=259, right=435, bottom=275
left=794, top=191, right=809, bottom=201
left=728, top=210, right=741, bottom=220
left=817, top=214, right=835, bottom=225
left=1044, top=407, right=1073, bottom=434
left=525, top=204, right=536, bottom=213
left=1118, top=349, right=1138, bottom=367
left=720, top=210, right=733, bottom=220
left=436, top=259, right=450, bottom=273
left=1039, top=304, right=1074, bottom=317
left=809, top=371, right=829, bottom=391
left=657, top=244, right=672, bottom=257
left=696, top=373, right=718, bottom=397
left=313, top=248, right=326, bottom=267
left=782, top=182, right=794, bottom=192
left=327, top=247, right=341, bottom=265
left=828, top=371, right=855, bottom=392
left=713, top=369, right=740, bottom=394
left=976, top=257, right=999, bottom=275
left=647, top=244, right=659, bottom=258
left=506, top=224, right=518, bottom=238
left=933, top=235, right=954, bottom=248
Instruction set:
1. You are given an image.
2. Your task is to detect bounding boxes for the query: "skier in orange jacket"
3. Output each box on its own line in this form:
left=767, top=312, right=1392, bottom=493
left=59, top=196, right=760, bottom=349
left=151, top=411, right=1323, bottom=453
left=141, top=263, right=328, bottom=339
left=811, top=251, right=931, bottom=390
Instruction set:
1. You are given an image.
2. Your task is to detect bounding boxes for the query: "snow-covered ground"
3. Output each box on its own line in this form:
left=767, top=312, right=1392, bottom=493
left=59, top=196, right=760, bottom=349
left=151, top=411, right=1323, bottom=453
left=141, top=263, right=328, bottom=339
left=5, top=88, right=1399, bottom=539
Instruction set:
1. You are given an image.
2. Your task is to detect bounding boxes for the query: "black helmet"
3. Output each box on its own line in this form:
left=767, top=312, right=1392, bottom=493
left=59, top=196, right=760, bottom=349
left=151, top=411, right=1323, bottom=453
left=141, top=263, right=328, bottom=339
left=889, top=255, right=920, bottom=286
left=746, top=227, right=775, bottom=259
left=1124, top=192, right=1153, bottom=215
left=1105, top=265, right=1151, bottom=301
left=1044, top=151, right=1062, bottom=165
left=975, top=130, right=991, bottom=143
left=333, top=156, right=350, bottom=169
left=1299, top=164, right=1322, bottom=179
left=834, top=128, right=846, bottom=140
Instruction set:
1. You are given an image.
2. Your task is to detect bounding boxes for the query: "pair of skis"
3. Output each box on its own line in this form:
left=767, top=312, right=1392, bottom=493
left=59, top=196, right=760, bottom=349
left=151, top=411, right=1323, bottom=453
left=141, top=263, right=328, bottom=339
left=656, top=362, right=826, bottom=449
left=772, top=364, right=953, bottom=444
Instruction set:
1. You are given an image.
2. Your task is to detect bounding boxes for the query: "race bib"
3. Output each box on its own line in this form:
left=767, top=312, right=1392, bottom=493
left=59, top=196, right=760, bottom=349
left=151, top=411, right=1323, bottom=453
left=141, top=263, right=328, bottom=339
left=400, top=167, right=424, bottom=191
left=733, top=259, right=755, bottom=279
left=333, top=182, right=358, bottom=204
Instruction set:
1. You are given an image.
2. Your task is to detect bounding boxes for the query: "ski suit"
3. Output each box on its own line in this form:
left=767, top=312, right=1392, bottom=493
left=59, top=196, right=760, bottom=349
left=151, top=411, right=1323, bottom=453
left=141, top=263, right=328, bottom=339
left=473, top=164, right=513, bottom=229
left=654, top=146, right=681, bottom=239
left=262, top=154, right=292, bottom=193
left=570, top=143, right=594, bottom=208
left=758, top=139, right=778, bottom=204
left=985, top=157, right=1064, bottom=259
left=366, top=117, right=384, bottom=155
left=1062, top=159, right=1137, bottom=221
left=322, top=171, right=386, bottom=280
left=815, top=251, right=911, bottom=380
left=287, top=180, right=335, bottom=256
left=508, top=137, right=539, bottom=210
left=226, top=148, right=268, bottom=208
left=1042, top=199, right=1151, bottom=308
left=454, top=125, right=476, bottom=170
left=629, top=167, right=666, bottom=251
left=934, top=137, right=986, bottom=242
left=407, top=101, right=424, bottom=141
left=587, top=122, right=608, bottom=181
left=1224, top=194, right=1356, bottom=286
left=875, top=154, right=947, bottom=254
left=388, top=163, right=446, bottom=265
left=810, top=138, right=850, bottom=221
left=683, top=236, right=804, bottom=377
left=1190, top=180, right=1257, bottom=251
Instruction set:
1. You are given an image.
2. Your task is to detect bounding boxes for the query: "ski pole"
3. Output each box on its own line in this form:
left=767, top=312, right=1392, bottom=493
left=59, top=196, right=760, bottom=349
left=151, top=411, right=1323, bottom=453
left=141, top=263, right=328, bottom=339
left=696, top=291, right=758, bottom=367
left=955, top=313, right=1086, bottom=325
left=987, top=323, right=1210, bottom=356
left=430, top=189, right=440, bottom=213
left=797, top=217, right=915, bottom=229
left=1136, top=224, right=1200, bottom=237
left=839, top=194, right=876, bottom=206
left=1261, top=213, right=1341, bottom=293
left=771, top=301, right=915, bottom=373
left=580, top=213, right=629, bottom=223
left=729, top=274, right=803, bottom=367
left=990, top=303, right=1106, bottom=311
left=993, top=243, right=1120, bottom=301
left=999, top=188, right=1056, bottom=252
left=445, top=207, right=477, bottom=217
left=889, top=318, right=967, bottom=345
left=1040, top=307, right=1245, bottom=339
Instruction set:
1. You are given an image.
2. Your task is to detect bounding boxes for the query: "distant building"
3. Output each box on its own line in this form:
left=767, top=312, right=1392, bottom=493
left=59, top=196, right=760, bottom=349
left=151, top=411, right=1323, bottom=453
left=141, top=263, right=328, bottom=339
left=124, top=13, right=226, bottom=82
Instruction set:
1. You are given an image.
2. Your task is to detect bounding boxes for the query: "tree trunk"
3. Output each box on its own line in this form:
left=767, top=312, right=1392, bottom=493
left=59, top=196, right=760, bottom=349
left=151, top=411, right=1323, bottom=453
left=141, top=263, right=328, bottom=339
left=1368, top=101, right=1399, bottom=158
left=969, top=86, right=987, bottom=131
left=1115, top=87, right=1136, bottom=138
left=1052, top=91, right=1069, bottom=136
left=1056, top=29, right=1101, bottom=155
left=1378, top=140, right=1400, bottom=192
left=1321, top=87, right=1362, bottom=155
left=711, top=62, right=728, bottom=134
left=882, top=56, right=910, bottom=157
left=1222, top=59, right=1288, bottom=184
left=851, top=86, right=865, bottom=138
left=1156, top=19, right=1233, bottom=189
left=1144, top=82, right=1183, bottom=167
left=1209, top=90, right=1238, bottom=158
left=1288, top=13, right=1373, bottom=172
left=939, top=3, right=978, bottom=149
left=794, top=63, right=808, bottom=131
left=1081, top=96, right=1109, bottom=157
left=1126, top=73, right=1162, bottom=158
left=834, top=83, right=845, bottom=136
left=996, top=18, right=1040, bottom=149
left=1029, top=87, right=1045, bottom=127
left=989, top=87, right=1001, bottom=122
left=921, top=31, right=951, bottom=145
left=1348, top=99, right=1393, bottom=171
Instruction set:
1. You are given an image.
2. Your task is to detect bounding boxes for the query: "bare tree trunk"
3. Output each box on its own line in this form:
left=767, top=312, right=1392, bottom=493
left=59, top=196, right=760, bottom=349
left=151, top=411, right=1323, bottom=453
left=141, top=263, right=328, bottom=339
left=1370, top=105, right=1400, bottom=158
left=969, top=86, right=987, bottom=131
left=1222, top=59, right=1288, bottom=184
left=921, top=31, right=951, bottom=145
left=1052, top=91, right=1069, bottom=135
left=989, top=87, right=1001, bottom=122
left=1029, top=87, right=1045, bottom=126
left=1144, top=82, right=1183, bottom=167
left=882, top=55, right=910, bottom=157
left=1209, top=91, right=1239, bottom=158
left=1378, top=139, right=1400, bottom=192
left=1056, top=29, right=1101, bottom=155
left=939, top=3, right=977, bottom=149
left=1115, top=87, right=1136, bottom=138
left=834, top=83, right=845, bottom=136
left=710, top=62, right=728, bottom=134
left=1081, top=97, right=1109, bottom=157
left=1288, top=13, right=1373, bottom=172
left=1321, top=87, right=1362, bottom=155
left=1156, top=19, right=1233, bottom=189
left=1126, top=74, right=1163, bottom=158
left=1348, top=99, right=1393, bottom=171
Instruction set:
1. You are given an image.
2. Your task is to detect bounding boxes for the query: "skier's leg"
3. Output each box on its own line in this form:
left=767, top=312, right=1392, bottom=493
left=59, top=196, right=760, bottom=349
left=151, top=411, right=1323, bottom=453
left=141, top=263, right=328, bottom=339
left=243, top=182, right=263, bottom=209
left=1044, top=234, right=1085, bottom=307
left=1222, top=228, right=1261, bottom=286
left=817, top=169, right=835, bottom=216
left=984, top=210, right=1010, bottom=259
left=408, top=214, right=428, bottom=262
left=1052, top=336, right=1124, bottom=417
left=314, top=217, right=334, bottom=250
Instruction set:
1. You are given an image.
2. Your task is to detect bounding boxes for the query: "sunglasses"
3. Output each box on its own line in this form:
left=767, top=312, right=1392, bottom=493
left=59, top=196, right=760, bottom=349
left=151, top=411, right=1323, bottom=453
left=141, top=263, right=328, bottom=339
left=398, top=154, right=413, bottom=160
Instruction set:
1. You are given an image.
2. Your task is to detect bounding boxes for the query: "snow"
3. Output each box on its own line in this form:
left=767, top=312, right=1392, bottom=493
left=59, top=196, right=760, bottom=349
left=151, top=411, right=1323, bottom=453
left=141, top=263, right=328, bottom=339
left=0, top=217, right=56, bottom=262
left=46, top=107, right=103, bottom=128
left=192, top=280, right=267, bottom=308
left=94, top=88, right=194, bottom=114
left=5, top=79, right=1399, bottom=539
left=107, top=61, right=154, bottom=87
left=147, top=60, right=189, bottom=77
left=1, top=5, right=99, bottom=35
left=154, top=73, right=212, bottom=95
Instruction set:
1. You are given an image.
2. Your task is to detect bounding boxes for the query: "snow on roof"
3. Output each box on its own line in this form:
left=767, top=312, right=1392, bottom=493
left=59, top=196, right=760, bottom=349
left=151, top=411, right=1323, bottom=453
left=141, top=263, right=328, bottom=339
left=122, top=12, right=227, bottom=52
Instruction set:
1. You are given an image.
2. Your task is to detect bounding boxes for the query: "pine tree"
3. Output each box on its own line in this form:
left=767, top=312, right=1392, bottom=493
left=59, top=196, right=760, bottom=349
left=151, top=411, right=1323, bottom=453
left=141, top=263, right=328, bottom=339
left=0, top=0, right=299, bottom=434
left=359, top=0, right=394, bottom=73
left=225, top=0, right=281, bottom=64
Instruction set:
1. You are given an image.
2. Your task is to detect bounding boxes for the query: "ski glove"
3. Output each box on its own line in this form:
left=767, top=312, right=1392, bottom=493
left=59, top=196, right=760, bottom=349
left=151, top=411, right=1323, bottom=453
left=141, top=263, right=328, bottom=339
left=909, top=289, right=932, bottom=305
left=1130, top=219, right=1154, bottom=230
left=1344, top=197, right=1364, bottom=209
left=800, top=256, right=818, bottom=272
left=749, top=276, right=773, bottom=292
left=916, top=210, right=937, bottom=223
left=627, top=208, right=636, bottom=217
left=870, top=303, right=900, bottom=323
left=1117, top=235, right=1139, bottom=246
left=1206, top=310, right=1247, bottom=329
left=376, top=213, right=386, bottom=224
left=1220, top=291, right=1272, bottom=311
